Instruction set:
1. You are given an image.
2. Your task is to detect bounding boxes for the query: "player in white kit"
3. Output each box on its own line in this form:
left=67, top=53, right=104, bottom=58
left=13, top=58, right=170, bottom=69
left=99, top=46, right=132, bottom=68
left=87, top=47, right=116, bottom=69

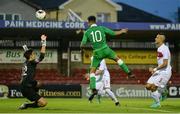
left=145, top=33, right=172, bottom=108
left=86, top=57, right=119, bottom=106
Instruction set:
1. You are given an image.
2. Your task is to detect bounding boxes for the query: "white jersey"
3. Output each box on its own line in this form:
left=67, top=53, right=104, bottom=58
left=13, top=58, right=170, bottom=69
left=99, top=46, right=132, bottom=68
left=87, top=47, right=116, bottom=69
left=95, top=59, right=111, bottom=89
left=157, top=43, right=171, bottom=73
left=147, top=43, right=172, bottom=87
left=95, top=59, right=110, bottom=81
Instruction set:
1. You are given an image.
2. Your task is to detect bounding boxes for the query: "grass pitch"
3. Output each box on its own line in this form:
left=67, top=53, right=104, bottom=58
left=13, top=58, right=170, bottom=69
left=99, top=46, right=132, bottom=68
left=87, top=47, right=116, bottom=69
left=0, top=98, right=179, bottom=113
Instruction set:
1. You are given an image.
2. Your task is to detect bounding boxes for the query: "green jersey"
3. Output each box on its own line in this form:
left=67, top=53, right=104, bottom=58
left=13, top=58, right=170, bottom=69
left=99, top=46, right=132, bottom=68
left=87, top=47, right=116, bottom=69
left=81, top=24, right=115, bottom=50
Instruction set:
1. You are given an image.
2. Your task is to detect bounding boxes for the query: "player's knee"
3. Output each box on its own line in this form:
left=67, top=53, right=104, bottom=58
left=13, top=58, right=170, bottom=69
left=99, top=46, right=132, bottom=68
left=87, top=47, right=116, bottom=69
left=105, top=88, right=111, bottom=93
left=90, top=68, right=96, bottom=73
left=38, top=98, right=47, bottom=107
left=151, top=85, right=158, bottom=92
left=145, top=83, right=151, bottom=90
left=114, top=56, right=119, bottom=62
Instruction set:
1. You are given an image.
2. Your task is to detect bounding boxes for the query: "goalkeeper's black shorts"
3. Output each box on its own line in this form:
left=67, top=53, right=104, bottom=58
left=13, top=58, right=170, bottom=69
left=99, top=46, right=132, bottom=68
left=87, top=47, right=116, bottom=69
left=20, top=86, right=41, bottom=102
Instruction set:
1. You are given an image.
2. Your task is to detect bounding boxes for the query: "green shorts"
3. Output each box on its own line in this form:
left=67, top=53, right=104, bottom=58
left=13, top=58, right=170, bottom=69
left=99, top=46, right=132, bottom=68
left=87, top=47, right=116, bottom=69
left=91, top=46, right=116, bottom=69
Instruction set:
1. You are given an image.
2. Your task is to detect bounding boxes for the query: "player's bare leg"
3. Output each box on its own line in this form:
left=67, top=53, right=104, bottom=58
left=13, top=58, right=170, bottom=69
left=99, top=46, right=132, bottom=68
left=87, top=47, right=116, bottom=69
left=37, top=97, right=48, bottom=107
left=19, top=97, right=47, bottom=110
left=113, top=56, right=135, bottom=78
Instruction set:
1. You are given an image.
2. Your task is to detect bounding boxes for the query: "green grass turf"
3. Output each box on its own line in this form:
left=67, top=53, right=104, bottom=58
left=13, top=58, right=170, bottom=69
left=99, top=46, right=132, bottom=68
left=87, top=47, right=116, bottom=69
left=0, top=98, right=179, bottom=113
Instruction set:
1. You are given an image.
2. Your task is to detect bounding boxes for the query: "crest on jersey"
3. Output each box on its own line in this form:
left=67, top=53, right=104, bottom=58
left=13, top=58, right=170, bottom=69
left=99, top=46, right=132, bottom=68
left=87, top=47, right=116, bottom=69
left=157, top=52, right=163, bottom=57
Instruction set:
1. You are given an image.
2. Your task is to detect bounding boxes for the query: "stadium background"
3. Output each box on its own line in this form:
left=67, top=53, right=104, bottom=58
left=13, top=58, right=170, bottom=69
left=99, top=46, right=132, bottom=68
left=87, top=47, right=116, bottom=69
left=0, top=0, right=179, bottom=100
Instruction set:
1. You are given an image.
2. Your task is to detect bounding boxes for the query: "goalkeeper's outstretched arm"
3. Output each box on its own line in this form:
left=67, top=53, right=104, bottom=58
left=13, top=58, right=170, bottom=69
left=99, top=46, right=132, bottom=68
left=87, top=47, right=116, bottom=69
left=36, top=34, right=47, bottom=63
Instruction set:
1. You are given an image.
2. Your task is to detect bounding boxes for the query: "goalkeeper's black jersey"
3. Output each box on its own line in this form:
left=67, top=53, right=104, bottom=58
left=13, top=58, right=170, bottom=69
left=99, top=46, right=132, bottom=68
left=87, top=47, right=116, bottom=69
left=20, top=53, right=45, bottom=87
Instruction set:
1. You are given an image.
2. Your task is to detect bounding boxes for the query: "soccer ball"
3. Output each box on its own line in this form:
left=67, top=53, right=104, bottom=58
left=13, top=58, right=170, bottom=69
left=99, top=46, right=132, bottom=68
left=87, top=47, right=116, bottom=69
left=35, top=10, right=46, bottom=20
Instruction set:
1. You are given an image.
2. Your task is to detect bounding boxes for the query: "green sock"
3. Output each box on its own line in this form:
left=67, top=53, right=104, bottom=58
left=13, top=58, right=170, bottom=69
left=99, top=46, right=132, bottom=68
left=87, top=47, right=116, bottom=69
left=90, top=74, right=96, bottom=89
left=118, top=60, right=130, bottom=74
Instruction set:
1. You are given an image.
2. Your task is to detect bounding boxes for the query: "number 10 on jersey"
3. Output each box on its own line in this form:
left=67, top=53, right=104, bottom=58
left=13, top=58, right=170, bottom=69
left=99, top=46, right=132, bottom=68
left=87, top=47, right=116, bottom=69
left=90, top=30, right=102, bottom=42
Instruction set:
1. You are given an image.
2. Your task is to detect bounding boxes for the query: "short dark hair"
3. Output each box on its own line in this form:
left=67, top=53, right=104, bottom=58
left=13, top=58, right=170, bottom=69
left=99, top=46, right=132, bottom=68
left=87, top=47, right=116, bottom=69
left=88, top=16, right=96, bottom=22
left=24, top=49, right=33, bottom=60
left=158, top=32, right=165, bottom=36
left=158, top=32, right=166, bottom=40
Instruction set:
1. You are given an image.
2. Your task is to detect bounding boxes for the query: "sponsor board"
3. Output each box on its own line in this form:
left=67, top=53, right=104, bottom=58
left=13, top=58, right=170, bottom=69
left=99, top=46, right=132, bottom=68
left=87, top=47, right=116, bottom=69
left=0, top=85, right=9, bottom=99
left=168, top=86, right=180, bottom=98
left=0, top=49, right=57, bottom=63
left=82, top=84, right=151, bottom=98
left=8, top=84, right=81, bottom=98
left=0, top=20, right=85, bottom=29
left=71, top=51, right=82, bottom=62
left=83, top=50, right=157, bottom=64
left=0, top=20, right=180, bottom=31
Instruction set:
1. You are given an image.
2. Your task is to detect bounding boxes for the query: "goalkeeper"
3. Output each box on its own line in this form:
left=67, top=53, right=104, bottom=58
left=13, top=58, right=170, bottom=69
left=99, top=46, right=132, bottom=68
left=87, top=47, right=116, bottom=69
left=19, top=35, right=47, bottom=110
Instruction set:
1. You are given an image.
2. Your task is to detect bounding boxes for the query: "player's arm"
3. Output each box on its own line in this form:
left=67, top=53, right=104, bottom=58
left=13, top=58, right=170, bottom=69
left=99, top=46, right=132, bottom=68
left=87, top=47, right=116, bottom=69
left=114, top=28, right=128, bottom=35
left=33, top=34, right=47, bottom=64
left=149, top=49, right=168, bottom=74
left=95, top=60, right=106, bottom=75
left=102, top=26, right=128, bottom=36
left=39, top=34, right=47, bottom=61
left=80, top=32, right=88, bottom=50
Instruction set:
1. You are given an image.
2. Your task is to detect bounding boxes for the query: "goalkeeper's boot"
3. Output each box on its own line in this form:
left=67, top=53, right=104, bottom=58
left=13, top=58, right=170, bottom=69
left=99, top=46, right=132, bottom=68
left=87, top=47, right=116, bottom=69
left=150, top=102, right=161, bottom=108
left=18, top=102, right=28, bottom=110
left=160, top=89, right=168, bottom=101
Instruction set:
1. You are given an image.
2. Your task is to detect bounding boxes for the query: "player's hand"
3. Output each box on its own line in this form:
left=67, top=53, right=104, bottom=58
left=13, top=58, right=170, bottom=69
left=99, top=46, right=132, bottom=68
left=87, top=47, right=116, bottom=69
left=84, top=73, right=90, bottom=81
left=149, top=67, right=155, bottom=74
left=120, top=28, right=128, bottom=34
left=41, top=34, right=47, bottom=41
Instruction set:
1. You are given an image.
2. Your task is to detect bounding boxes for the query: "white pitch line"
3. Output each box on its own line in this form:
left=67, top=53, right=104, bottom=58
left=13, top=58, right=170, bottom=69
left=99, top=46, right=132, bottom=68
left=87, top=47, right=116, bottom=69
left=127, top=106, right=172, bottom=113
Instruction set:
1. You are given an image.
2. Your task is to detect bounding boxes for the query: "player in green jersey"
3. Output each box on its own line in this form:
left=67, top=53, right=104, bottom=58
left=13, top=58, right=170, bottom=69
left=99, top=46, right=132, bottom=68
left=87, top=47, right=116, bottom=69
left=80, top=16, right=135, bottom=93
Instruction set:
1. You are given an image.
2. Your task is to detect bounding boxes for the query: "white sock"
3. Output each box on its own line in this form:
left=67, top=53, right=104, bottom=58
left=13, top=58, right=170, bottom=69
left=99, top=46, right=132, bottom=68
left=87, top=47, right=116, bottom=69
left=152, top=90, right=161, bottom=104
left=90, top=73, right=95, bottom=78
left=105, top=89, right=118, bottom=103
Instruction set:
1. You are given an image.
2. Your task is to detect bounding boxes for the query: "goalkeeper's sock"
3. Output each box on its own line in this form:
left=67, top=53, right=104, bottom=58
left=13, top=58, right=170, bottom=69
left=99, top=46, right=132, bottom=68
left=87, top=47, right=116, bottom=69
left=105, top=89, right=118, bottom=103
left=117, top=59, right=130, bottom=74
left=90, top=73, right=96, bottom=89
left=26, top=102, right=39, bottom=108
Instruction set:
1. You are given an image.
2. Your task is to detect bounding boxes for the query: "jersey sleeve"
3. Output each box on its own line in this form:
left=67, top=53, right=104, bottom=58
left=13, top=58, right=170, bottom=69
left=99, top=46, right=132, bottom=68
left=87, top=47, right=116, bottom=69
left=31, top=53, right=45, bottom=64
left=81, top=32, right=88, bottom=46
left=162, top=48, right=169, bottom=60
left=99, top=59, right=106, bottom=71
left=102, top=26, right=115, bottom=36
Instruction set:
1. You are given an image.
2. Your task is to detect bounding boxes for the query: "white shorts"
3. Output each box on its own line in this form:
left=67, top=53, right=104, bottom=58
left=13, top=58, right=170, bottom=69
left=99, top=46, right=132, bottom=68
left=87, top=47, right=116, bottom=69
left=102, top=76, right=110, bottom=89
left=147, top=71, right=171, bottom=88
left=96, top=81, right=103, bottom=91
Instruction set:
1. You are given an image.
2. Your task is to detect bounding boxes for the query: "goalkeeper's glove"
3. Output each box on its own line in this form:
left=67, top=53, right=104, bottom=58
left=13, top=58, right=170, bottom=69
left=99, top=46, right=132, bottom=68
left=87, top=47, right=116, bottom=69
left=41, top=34, right=47, bottom=46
